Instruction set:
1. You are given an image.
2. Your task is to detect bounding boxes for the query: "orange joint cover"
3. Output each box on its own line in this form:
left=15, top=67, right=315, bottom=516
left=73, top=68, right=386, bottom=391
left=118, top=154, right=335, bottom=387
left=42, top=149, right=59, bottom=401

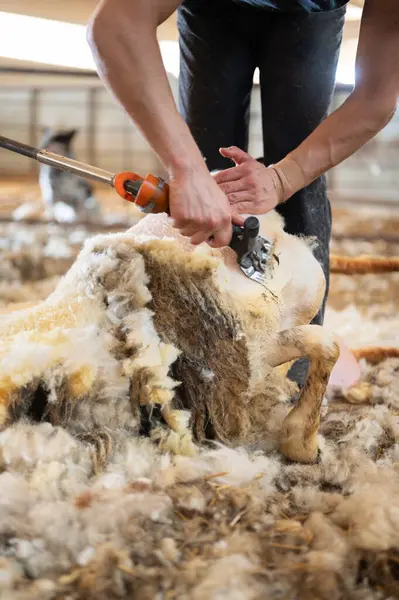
left=113, top=171, right=142, bottom=202
left=135, top=174, right=169, bottom=213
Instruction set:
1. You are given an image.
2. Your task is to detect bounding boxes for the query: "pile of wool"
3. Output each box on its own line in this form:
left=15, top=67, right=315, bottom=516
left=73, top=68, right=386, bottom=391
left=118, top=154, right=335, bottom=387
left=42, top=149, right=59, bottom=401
left=331, top=204, right=399, bottom=239
left=0, top=211, right=142, bottom=311
left=325, top=303, right=399, bottom=349
left=0, top=179, right=142, bottom=226
left=0, top=223, right=91, bottom=310
left=0, top=202, right=398, bottom=599
left=327, top=235, right=399, bottom=348
left=0, top=221, right=398, bottom=598
left=1, top=356, right=399, bottom=599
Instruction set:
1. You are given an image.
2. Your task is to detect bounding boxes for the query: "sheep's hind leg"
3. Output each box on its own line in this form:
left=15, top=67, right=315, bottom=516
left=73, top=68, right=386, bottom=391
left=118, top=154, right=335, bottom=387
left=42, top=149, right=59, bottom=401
left=268, top=325, right=339, bottom=463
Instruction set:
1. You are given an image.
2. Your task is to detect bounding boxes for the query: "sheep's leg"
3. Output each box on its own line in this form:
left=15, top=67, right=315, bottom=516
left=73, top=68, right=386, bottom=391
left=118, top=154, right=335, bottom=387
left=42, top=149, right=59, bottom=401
left=274, top=360, right=296, bottom=379
left=268, top=325, right=339, bottom=463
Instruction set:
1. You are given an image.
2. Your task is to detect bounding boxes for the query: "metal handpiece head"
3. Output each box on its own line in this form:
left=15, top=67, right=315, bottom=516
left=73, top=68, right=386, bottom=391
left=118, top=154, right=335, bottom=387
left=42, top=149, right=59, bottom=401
left=229, top=217, right=274, bottom=286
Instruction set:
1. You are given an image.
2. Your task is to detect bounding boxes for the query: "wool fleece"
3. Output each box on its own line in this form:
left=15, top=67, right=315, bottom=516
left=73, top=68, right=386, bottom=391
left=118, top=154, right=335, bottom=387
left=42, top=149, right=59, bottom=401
left=0, top=210, right=333, bottom=463
left=1, top=210, right=399, bottom=598
left=0, top=358, right=399, bottom=599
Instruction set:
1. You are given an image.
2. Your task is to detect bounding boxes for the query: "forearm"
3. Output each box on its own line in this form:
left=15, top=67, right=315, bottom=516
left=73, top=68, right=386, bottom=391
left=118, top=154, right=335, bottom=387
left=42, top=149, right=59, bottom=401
left=87, top=0, right=205, bottom=175
left=273, top=0, right=399, bottom=202
left=274, top=91, right=396, bottom=199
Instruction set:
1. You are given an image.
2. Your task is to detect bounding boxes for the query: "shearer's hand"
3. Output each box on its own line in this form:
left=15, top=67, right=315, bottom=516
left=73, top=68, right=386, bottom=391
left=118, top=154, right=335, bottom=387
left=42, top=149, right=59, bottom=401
left=213, top=146, right=289, bottom=215
left=169, top=164, right=242, bottom=247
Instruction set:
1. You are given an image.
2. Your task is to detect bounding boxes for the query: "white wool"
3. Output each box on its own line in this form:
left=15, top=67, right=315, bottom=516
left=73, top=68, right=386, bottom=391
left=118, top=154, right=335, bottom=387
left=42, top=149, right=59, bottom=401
left=68, top=228, right=90, bottom=246
left=51, top=201, right=77, bottom=223
left=11, top=578, right=57, bottom=599
left=29, top=460, right=90, bottom=502
left=170, top=444, right=281, bottom=492
left=12, top=201, right=43, bottom=222
left=43, top=236, right=73, bottom=259
left=378, top=442, right=399, bottom=466
left=1, top=204, right=399, bottom=598
left=0, top=324, right=120, bottom=396
left=191, top=555, right=263, bottom=600
left=76, top=545, right=96, bottom=567
left=325, top=304, right=399, bottom=348
left=123, top=309, right=179, bottom=373
left=318, top=439, right=358, bottom=487
left=96, top=438, right=168, bottom=488
left=0, top=557, right=24, bottom=591
left=333, top=474, right=399, bottom=552
left=75, top=492, right=173, bottom=544
left=0, top=423, right=90, bottom=472
left=339, top=415, right=386, bottom=454
left=6, top=226, right=40, bottom=250
left=0, top=472, right=31, bottom=516
left=295, top=489, right=343, bottom=518
left=0, top=371, right=398, bottom=596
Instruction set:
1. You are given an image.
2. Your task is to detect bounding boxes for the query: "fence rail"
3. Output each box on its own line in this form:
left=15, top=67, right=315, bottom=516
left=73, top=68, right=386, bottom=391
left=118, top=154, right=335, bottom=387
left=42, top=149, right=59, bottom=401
left=0, top=80, right=398, bottom=203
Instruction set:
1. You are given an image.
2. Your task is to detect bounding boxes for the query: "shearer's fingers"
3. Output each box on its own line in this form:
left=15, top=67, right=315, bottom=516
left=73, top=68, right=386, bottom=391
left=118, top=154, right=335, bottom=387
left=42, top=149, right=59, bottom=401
left=231, top=212, right=245, bottom=226
left=190, top=229, right=214, bottom=246
left=218, top=178, right=248, bottom=195
left=207, top=224, right=233, bottom=248
left=213, top=163, right=245, bottom=185
left=178, top=224, right=200, bottom=237
left=233, top=200, right=270, bottom=214
left=219, top=146, right=252, bottom=165
left=227, top=191, right=253, bottom=205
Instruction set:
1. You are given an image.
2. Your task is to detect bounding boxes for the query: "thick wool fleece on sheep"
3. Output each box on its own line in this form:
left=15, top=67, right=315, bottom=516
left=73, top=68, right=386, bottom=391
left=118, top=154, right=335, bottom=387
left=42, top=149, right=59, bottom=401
left=0, top=211, right=337, bottom=462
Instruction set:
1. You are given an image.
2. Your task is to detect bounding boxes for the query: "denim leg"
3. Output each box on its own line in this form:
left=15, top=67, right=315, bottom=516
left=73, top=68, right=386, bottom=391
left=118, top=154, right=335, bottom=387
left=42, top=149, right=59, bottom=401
left=177, top=0, right=258, bottom=171
left=178, top=2, right=346, bottom=386
left=257, top=7, right=346, bottom=316
left=256, top=6, right=346, bottom=384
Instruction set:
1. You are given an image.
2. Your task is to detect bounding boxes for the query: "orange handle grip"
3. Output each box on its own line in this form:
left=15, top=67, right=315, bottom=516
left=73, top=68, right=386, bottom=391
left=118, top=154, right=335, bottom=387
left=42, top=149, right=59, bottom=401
left=113, top=171, right=169, bottom=214
left=136, top=174, right=169, bottom=214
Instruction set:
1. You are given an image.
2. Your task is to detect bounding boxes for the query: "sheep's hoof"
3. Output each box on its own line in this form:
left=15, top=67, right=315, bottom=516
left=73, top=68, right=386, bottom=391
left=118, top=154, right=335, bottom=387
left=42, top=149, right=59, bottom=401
left=279, top=424, right=319, bottom=464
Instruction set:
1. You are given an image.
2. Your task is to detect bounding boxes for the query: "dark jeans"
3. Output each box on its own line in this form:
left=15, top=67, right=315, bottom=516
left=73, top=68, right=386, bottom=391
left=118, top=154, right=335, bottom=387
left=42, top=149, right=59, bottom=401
left=177, top=0, right=346, bottom=385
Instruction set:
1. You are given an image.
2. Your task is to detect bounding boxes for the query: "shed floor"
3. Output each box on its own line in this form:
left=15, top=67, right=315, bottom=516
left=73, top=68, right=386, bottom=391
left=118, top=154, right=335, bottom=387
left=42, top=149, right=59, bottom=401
left=0, top=178, right=398, bottom=600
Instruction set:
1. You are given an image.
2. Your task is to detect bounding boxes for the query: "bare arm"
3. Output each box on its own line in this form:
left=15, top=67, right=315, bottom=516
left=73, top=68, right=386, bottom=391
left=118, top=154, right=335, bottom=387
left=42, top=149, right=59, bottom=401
left=87, top=0, right=233, bottom=246
left=214, top=0, right=399, bottom=215
left=275, top=0, right=399, bottom=198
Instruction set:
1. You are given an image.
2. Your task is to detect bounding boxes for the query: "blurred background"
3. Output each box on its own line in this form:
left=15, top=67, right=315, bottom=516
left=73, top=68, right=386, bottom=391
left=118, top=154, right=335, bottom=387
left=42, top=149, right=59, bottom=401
left=0, top=0, right=398, bottom=206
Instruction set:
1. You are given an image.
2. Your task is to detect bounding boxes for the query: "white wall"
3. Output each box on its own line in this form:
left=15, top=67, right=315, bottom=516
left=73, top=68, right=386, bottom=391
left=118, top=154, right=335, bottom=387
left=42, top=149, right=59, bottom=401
left=330, top=90, right=399, bottom=202
left=0, top=82, right=163, bottom=177
left=0, top=79, right=398, bottom=205
left=0, top=77, right=261, bottom=178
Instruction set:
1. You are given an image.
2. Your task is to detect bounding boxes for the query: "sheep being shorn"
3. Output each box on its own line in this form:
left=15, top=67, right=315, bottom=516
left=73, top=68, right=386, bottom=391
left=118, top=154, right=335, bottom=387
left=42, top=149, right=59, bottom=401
left=0, top=210, right=340, bottom=463
left=2, top=207, right=399, bottom=600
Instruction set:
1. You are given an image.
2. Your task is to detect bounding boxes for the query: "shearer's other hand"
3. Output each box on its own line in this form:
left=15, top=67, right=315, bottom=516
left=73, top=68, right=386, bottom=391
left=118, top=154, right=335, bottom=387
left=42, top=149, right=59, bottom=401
left=169, top=165, right=242, bottom=247
left=213, top=146, right=288, bottom=215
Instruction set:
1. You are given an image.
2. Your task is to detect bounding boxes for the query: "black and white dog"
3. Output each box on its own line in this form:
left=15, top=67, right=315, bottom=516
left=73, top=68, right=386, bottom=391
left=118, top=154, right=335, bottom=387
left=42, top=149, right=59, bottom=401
left=39, top=129, right=101, bottom=223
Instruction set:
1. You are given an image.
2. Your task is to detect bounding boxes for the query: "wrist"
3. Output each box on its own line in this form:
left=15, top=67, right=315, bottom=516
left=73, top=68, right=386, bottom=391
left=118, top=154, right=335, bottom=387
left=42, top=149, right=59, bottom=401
left=164, top=124, right=208, bottom=178
left=270, top=155, right=307, bottom=203
left=167, top=154, right=208, bottom=179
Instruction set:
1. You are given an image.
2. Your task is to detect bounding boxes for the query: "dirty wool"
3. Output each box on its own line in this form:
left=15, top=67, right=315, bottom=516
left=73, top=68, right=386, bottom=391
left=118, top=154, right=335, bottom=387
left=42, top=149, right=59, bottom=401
left=2, top=361, right=399, bottom=600
left=1, top=218, right=399, bottom=599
